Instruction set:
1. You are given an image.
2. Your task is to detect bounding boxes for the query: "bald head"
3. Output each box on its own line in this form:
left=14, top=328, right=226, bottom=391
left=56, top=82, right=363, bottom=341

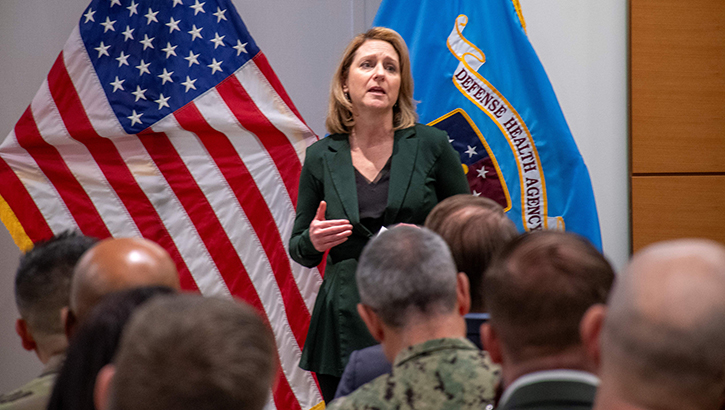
left=70, top=238, right=180, bottom=326
left=599, top=239, right=725, bottom=410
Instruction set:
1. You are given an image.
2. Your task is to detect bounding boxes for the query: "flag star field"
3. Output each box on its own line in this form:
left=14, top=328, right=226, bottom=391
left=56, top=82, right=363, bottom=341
left=80, top=0, right=259, bottom=133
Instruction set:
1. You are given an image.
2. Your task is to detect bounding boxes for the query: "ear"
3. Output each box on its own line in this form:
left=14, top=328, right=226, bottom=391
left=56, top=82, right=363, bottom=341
left=64, top=309, right=77, bottom=340
left=15, top=319, right=37, bottom=352
left=580, top=304, right=606, bottom=371
left=481, top=323, right=503, bottom=364
left=60, top=306, right=69, bottom=334
left=357, top=304, right=384, bottom=343
left=95, top=364, right=116, bottom=410
left=456, top=273, right=471, bottom=316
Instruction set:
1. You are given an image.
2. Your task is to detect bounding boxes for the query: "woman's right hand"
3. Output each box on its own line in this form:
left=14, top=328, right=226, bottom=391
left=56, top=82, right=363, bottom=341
left=309, top=201, right=353, bottom=252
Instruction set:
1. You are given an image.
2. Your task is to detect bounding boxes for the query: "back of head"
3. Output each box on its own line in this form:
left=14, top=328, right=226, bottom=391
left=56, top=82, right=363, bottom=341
left=357, top=226, right=459, bottom=328
left=599, top=239, right=725, bottom=410
left=484, top=231, right=614, bottom=363
left=15, top=231, right=97, bottom=348
left=109, top=294, right=276, bottom=410
left=47, top=286, right=175, bottom=410
left=425, top=194, right=518, bottom=312
left=70, top=237, right=180, bottom=325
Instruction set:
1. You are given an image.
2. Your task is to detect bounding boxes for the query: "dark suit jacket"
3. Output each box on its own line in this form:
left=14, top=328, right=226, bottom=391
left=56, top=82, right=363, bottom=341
left=334, top=344, right=390, bottom=399
left=290, top=124, right=469, bottom=377
left=497, top=379, right=597, bottom=410
left=465, top=313, right=489, bottom=350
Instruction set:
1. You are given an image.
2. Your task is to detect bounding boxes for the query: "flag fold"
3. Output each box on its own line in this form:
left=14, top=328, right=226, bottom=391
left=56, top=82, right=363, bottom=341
left=0, top=0, right=324, bottom=408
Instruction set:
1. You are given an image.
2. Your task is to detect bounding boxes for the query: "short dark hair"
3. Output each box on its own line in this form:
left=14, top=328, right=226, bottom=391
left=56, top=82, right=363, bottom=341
left=484, top=231, right=614, bottom=362
left=110, top=295, right=276, bottom=410
left=425, top=195, right=518, bottom=312
left=47, top=286, right=175, bottom=410
left=15, top=231, right=97, bottom=336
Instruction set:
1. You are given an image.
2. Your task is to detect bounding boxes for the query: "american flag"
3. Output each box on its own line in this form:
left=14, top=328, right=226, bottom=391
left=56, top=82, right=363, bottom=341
left=0, top=0, right=324, bottom=409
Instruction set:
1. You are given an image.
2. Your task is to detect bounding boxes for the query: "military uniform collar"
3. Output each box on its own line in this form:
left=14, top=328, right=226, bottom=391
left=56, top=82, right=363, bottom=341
left=393, top=337, right=477, bottom=367
left=39, top=353, right=66, bottom=378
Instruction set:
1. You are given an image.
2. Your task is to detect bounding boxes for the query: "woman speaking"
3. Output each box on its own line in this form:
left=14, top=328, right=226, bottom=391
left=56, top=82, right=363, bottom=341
left=289, top=27, right=469, bottom=401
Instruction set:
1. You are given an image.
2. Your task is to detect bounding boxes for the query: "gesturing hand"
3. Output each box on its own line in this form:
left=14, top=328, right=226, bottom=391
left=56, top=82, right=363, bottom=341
left=309, top=201, right=353, bottom=252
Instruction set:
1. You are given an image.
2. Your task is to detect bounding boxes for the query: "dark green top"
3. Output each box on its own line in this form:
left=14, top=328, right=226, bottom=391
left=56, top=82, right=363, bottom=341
left=289, top=124, right=470, bottom=377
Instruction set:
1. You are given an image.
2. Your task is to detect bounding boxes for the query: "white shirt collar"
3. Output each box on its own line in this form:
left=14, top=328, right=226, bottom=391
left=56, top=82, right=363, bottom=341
left=498, top=369, right=600, bottom=407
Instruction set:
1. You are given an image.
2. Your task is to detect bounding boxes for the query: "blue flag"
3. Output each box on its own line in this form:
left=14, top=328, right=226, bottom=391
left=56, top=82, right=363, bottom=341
left=374, top=0, right=601, bottom=248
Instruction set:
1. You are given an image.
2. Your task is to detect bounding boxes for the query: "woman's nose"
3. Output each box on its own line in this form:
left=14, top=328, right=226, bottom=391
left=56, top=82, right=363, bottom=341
left=373, top=63, right=385, bottom=79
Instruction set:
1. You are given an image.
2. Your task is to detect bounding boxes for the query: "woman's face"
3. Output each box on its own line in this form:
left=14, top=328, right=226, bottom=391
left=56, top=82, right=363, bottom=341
left=344, top=39, right=401, bottom=115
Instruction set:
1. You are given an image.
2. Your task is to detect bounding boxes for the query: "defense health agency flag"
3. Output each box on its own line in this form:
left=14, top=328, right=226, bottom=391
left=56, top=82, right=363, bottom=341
left=374, top=0, right=602, bottom=248
left=0, top=0, right=324, bottom=409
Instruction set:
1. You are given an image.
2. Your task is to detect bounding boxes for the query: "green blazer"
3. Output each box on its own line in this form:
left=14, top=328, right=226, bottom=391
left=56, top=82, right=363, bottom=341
left=289, top=124, right=470, bottom=377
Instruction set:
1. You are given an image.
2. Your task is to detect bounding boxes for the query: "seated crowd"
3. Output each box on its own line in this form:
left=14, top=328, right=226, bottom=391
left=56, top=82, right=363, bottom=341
left=1, top=195, right=724, bottom=410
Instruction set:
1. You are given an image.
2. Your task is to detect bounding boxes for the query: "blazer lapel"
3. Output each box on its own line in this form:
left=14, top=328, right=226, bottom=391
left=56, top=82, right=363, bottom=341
left=325, top=135, right=360, bottom=226
left=384, top=127, right=418, bottom=225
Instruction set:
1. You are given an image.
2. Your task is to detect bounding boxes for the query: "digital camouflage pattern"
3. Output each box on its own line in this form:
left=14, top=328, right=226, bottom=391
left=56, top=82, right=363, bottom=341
left=327, top=338, right=500, bottom=410
left=0, top=354, right=63, bottom=410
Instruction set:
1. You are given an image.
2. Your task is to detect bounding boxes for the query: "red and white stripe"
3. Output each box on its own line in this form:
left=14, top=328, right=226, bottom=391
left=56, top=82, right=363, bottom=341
left=0, top=25, right=323, bottom=410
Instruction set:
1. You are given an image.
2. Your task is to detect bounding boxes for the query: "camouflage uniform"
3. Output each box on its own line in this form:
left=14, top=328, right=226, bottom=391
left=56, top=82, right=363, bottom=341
left=0, top=354, right=64, bottom=410
left=326, top=338, right=500, bottom=410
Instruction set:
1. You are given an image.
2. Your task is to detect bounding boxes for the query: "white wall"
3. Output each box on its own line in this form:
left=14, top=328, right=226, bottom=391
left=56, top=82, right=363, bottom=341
left=0, top=0, right=91, bottom=392
left=519, top=0, right=629, bottom=272
left=0, top=0, right=628, bottom=392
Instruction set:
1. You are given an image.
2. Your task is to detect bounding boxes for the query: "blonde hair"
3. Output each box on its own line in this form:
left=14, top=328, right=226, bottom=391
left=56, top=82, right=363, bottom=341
left=325, top=27, right=417, bottom=135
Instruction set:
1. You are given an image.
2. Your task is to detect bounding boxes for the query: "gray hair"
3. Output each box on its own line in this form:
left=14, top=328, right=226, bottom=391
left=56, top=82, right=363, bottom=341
left=356, top=226, right=458, bottom=328
left=600, top=239, right=725, bottom=410
left=110, top=294, right=276, bottom=410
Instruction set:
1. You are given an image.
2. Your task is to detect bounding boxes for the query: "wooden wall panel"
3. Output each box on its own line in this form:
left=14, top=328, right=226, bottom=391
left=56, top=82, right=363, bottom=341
left=631, top=176, right=725, bottom=252
left=631, top=0, right=725, bottom=174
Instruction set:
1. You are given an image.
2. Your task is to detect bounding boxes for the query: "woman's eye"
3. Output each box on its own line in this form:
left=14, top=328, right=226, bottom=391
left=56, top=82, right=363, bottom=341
left=386, top=65, right=398, bottom=73
left=360, top=61, right=372, bottom=68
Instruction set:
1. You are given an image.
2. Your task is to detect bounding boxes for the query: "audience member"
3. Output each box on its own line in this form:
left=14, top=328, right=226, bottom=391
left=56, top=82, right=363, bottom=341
left=95, top=294, right=276, bottom=410
left=335, top=195, right=517, bottom=398
left=327, top=226, right=500, bottom=410
left=425, top=194, right=518, bottom=341
left=0, top=232, right=96, bottom=410
left=67, top=237, right=180, bottom=334
left=47, top=286, right=175, bottom=410
left=481, top=231, right=614, bottom=410
left=593, top=239, right=725, bottom=410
